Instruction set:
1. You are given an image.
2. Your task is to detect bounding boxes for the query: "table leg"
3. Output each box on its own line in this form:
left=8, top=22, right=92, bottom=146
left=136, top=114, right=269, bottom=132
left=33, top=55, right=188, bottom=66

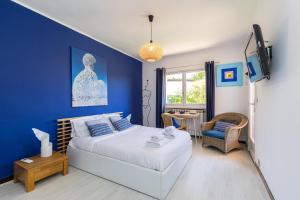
left=25, top=171, right=35, bottom=192
left=13, top=165, right=19, bottom=183
left=63, top=158, right=69, bottom=175
left=193, top=118, right=197, bottom=143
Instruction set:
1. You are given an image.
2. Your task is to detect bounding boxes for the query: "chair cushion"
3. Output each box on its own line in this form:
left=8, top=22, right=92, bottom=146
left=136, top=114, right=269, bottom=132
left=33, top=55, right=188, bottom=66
left=213, top=121, right=235, bottom=132
left=202, top=130, right=225, bottom=140
left=171, top=117, right=180, bottom=128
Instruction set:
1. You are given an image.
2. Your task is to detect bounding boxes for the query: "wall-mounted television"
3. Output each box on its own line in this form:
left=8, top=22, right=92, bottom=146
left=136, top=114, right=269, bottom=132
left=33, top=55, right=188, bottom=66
left=245, top=24, right=271, bottom=82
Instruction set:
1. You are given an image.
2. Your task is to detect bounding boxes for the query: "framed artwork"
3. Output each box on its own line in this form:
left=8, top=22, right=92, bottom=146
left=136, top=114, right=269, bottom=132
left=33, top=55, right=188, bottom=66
left=71, top=47, right=108, bottom=107
left=216, top=62, right=243, bottom=87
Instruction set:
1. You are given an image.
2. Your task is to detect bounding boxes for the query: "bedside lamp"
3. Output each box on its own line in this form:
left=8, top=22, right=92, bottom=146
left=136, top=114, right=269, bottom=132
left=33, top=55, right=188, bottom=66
left=32, top=128, right=53, bottom=157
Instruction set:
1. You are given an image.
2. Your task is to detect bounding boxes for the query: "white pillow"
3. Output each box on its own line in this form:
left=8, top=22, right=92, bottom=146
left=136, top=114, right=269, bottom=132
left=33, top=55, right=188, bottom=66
left=70, top=121, right=76, bottom=137
left=100, top=113, right=121, bottom=119
left=70, top=113, right=122, bottom=137
left=126, top=114, right=131, bottom=122
left=110, top=115, right=122, bottom=123
left=110, top=114, right=131, bottom=123
left=70, top=115, right=98, bottom=137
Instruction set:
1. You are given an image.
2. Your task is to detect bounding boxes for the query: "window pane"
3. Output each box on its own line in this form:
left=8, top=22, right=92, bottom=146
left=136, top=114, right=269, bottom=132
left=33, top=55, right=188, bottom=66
left=186, top=71, right=206, bottom=104
left=166, top=73, right=183, bottom=104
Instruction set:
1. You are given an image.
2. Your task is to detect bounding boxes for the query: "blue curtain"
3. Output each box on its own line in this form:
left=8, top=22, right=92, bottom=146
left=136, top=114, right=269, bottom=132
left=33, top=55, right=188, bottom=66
left=156, top=68, right=166, bottom=128
left=205, top=61, right=215, bottom=121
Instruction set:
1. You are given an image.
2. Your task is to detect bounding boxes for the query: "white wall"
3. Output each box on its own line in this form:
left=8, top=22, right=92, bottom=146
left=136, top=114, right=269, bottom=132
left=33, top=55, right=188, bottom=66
left=253, top=0, right=300, bottom=199
left=142, top=40, right=249, bottom=127
left=142, top=0, right=300, bottom=198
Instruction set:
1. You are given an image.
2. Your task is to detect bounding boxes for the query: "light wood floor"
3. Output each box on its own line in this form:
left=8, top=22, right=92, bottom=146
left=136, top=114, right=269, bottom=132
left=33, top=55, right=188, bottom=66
left=0, top=140, right=270, bottom=200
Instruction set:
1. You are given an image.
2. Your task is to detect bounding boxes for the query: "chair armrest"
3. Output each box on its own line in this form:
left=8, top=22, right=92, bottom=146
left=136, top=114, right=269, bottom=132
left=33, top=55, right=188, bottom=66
left=201, top=121, right=215, bottom=132
left=224, top=126, right=240, bottom=143
left=225, top=119, right=249, bottom=133
left=224, top=121, right=248, bottom=141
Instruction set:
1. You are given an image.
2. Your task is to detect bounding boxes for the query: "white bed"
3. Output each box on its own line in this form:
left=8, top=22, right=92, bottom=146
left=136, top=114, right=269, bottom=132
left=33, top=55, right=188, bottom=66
left=58, top=114, right=192, bottom=199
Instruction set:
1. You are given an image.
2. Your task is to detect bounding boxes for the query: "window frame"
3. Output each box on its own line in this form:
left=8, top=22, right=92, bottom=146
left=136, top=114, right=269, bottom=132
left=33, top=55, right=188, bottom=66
left=165, top=69, right=206, bottom=109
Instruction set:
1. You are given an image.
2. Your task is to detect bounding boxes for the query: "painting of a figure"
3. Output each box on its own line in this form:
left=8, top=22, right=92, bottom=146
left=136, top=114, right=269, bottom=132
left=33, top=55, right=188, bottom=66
left=71, top=47, right=108, bottom=107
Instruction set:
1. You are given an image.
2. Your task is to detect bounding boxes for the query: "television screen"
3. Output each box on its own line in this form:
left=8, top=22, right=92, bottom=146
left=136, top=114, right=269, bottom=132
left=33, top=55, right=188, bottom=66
left=245, top=24, right=270, bottom=82
left=247, top=54, right=264, bottom=82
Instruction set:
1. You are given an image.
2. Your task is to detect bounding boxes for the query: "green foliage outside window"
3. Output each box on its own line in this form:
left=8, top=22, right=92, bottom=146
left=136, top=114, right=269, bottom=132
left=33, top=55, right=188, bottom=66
left=166, top=71, right=206, bottom=105
left=191, top=71, right=205, bottom=81
left=186, top=71, right=206, bottom=104
left=186, top=84, right=206, bottom=104
left=167, top=94, right=182, bottom=104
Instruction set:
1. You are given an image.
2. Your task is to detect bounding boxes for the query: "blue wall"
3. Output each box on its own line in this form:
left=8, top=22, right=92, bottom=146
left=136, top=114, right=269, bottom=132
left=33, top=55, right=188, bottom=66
left=0, top=1, right=142, bottom=179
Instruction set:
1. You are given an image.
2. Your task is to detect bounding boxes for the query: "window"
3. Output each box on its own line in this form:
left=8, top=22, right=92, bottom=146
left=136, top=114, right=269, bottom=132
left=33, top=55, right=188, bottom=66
left=166, top=70, right=206, bottom=107
left=166, top=73, right=183, bottom=104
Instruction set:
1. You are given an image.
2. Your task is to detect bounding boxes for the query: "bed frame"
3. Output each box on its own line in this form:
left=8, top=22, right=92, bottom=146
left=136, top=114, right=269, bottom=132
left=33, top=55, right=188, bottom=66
left=57, top=112, right=192, bottom=200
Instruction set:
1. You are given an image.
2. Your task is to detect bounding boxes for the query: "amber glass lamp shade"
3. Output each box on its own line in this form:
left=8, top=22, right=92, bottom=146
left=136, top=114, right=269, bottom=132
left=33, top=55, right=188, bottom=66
left=139, top=41, right=163, bottom=62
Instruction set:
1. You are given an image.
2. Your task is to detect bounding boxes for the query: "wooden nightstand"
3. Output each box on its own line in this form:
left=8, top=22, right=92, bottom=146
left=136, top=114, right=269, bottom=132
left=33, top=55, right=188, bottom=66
left=14, top=151, right=68, bottom=192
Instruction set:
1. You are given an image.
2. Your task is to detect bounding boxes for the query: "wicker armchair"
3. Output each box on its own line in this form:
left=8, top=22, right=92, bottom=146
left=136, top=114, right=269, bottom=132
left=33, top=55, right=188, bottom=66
left=201, top=112, right=248, bottom=153
left=161, top=113, right=186, bottom=130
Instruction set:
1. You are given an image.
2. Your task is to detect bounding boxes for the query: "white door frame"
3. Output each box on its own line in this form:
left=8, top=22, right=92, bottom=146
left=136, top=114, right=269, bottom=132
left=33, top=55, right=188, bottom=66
left=248, top=81, right=256, bottom=160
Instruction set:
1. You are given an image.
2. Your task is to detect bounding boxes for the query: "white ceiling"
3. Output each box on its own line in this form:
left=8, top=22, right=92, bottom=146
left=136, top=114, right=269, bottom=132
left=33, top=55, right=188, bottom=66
left=14, top=0, right=258, bottom=60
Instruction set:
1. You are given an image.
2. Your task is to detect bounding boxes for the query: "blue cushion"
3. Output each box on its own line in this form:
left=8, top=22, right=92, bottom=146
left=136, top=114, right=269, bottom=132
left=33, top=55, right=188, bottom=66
left=213, top=121, right=235, bottom=132
left=112, top=118, right=133, bottom=131
left=87, top=123, right=113, bottom=137
left=202, top=130, right=225, bottom=140
left=171, top=117, right=180, bottom=128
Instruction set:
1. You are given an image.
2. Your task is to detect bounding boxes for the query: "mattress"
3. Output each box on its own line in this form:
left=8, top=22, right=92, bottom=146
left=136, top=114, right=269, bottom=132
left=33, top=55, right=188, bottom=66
left=70, top=125, right=192, bottom=171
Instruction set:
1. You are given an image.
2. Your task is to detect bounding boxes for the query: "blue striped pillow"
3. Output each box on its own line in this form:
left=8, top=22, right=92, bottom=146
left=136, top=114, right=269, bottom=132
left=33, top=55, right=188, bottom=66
left=213, top=121, right=235, bottom=132
left=112, top=118, right=132, bottom=131
left=86, top=123, right=113, bottom=137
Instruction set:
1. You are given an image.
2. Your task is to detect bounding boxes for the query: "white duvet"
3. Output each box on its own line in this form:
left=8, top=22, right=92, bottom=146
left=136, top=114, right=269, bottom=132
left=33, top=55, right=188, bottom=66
left=70, top=125, right=192, bottom=171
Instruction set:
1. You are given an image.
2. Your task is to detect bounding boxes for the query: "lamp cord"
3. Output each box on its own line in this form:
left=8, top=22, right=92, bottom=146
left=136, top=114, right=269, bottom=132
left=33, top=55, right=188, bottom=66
left=150, top=21, right=153, bottom=43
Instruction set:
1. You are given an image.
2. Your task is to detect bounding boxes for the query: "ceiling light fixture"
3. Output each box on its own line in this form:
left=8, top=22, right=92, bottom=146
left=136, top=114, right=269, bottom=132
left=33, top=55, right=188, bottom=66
left=139, top=15, right=163, bottom=62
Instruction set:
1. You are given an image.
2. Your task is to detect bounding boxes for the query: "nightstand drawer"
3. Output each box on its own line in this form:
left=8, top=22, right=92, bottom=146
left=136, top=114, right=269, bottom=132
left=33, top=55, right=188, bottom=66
left=34, top=162, right=64, bottom=181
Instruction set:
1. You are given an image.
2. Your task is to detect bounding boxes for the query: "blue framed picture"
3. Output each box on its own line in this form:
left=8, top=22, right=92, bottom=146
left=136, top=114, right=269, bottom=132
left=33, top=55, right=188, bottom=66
left=71, top=47, right=108, bottom=107
left=216, top=62, right=243, bottom=87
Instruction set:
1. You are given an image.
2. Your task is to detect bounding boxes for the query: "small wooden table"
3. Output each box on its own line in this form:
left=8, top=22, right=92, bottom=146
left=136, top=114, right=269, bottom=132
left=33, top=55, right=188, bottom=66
left=170, top=113, right=201, bottom=142
left=14, top=151, right=68, bottom=192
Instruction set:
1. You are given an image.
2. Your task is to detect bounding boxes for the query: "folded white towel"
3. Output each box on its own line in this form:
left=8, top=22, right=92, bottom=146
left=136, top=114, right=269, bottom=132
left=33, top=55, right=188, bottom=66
left=146, top=139, right=170, bottom=148
left=165, top=126, right=176, bottom=134
left=151, top=135, right=165, bottom=142
left=162, top=129, right=177, bottom=139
